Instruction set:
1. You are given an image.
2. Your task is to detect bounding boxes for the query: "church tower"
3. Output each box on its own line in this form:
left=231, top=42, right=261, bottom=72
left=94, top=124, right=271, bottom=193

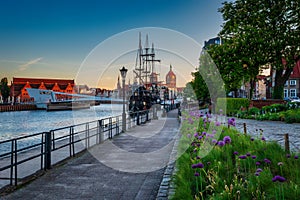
left=166, top=65, right=176, bottom=88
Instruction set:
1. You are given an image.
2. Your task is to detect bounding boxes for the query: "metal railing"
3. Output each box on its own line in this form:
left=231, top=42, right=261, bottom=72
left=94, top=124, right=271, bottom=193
left=0, top=108, right=160, bottom=189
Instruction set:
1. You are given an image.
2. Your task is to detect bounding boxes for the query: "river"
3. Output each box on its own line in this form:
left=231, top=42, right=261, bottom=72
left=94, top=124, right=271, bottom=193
left=0, top=104, right=123, bottom=141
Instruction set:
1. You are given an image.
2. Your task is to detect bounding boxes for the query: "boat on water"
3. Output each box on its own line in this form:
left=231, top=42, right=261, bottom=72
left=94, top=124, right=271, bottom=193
left=27, top=88, right=92, bottom=111
left=46, top=101, right=90, bottom=111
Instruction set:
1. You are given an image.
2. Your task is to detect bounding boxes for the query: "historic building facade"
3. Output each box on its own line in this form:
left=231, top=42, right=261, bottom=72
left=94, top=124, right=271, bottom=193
left=10, top=77, right=75, bottom=102
left=165, top=65, right=176, bottom=89
left=284, top=60, right=300, bottom=99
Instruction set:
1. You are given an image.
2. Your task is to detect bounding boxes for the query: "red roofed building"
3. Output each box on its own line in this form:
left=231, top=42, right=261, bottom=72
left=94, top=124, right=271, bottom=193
left=10, top=77, right=75, bottom=102
left=284, top=60, right=300, bottom=98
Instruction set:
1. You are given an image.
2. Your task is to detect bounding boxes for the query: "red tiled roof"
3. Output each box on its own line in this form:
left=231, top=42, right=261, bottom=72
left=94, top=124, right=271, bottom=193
left=13, top=77, right=75, bottom=85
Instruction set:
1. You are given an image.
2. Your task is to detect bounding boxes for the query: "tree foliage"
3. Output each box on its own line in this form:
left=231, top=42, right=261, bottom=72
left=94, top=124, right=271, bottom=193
left=0, top=77, right=10, bottom=102
left=218, top=0, right=300, bottom=99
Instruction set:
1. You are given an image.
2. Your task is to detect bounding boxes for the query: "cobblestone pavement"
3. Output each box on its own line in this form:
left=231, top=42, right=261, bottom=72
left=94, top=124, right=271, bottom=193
left=235, top=118, right=300, bottom=152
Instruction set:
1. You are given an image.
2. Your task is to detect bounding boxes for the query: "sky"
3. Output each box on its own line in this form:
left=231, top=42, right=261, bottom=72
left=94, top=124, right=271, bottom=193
left=0, top=0, right=225, bottom=89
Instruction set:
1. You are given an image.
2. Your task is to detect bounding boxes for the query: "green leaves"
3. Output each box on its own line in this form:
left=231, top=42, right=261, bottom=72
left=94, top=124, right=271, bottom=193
left=0, top=77, right=10, bottom=102
left=216, top=0, right=300, bottom=99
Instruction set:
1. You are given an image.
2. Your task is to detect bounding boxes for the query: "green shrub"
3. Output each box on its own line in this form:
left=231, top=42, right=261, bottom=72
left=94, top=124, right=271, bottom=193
left=262, top=104, right=287, bottom=113
left=284, top=109, right=300, bottom=123
left=248, top=107, right=261, bottom=115
left=216, top=98, right=250, bottom=116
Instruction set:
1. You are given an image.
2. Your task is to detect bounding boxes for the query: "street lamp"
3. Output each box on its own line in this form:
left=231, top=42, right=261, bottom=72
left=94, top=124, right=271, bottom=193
left=120, top=66, right=128, bottom=132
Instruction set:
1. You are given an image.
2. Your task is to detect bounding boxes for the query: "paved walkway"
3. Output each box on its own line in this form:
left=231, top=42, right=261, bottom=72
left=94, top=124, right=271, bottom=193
left=1, top=110, right=180, bottom=200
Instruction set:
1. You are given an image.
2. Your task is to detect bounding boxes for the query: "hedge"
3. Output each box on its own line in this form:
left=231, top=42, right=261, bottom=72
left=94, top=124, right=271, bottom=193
left=216, top=98, right=250, bottom=116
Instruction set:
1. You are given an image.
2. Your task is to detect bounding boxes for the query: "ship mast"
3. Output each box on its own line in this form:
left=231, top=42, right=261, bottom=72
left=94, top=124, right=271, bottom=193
left=134, top=33, right=161, bottom=87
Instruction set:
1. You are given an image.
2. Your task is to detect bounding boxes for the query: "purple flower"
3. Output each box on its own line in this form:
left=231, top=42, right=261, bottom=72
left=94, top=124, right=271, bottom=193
left=272, top=175, right=286, bottom=182
left=196, top=156, right=201, bottom=160
left=295, top=155, right=299, bottom=159
left=202, top=132, right=207, bottom=136
left=246, top=152, right=251, bottom=157
left=187, top=134, right=191, bottom=138
left=228, top=118, right=236, bottom=126
left=207, top=162, right=211, bottom=165
left=223, top=136, right=232, bottom=144
left=251, top=138, right=254, bottom=141
left=215, top=121, right=221, bottom=126
left=239, top=155, right=247, bottom=159
left=256, top=162, right=261, bottom=166
left=194, top=133, right=198, bottom=137
left=217, top=141, right=225, bottom=147
left=234, top=151, right=239, bottom=155
left=191, top=164, right=197, bottom=169
left=198, top=136, right=203, bottom=140
left=251, top=155, right=257, bottom=159
left=264, top=158, right=271, bottom=164
left=286, top=154, right=291, bottom=158
left=212, top=139, right=217, bottom=144
left=261, top=136, right=266, bottom=141
left=255, top=172, right=260, bottom=176
left=194, top=172, right=200, bottom=177
left=256, top=168, right=263, bottom=173
left=196, top=163, right=204, bottom=168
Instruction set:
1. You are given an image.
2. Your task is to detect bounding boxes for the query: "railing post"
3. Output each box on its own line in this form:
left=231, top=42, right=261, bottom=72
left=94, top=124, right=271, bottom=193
left=109, top=118, right=112, bottom=139
left=98, top=119, right=104, bottom=143
left=44, top=131, right=52, bottom=170
left=146, top=110, right=149, bottom=121
left=10, top=140, right=14, bottom=185
left=284, top=133, right=290, bottom=153
left=137, top=112, right=140, bottom=125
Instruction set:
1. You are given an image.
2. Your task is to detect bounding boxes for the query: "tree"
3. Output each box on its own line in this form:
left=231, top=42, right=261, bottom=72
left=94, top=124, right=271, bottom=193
left=219, top=0, right=300, bottom=99
left=0, top=77, right=10, bottom=102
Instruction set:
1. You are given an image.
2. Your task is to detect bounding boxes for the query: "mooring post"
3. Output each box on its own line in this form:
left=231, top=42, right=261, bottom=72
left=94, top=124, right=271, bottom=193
left=284, top=133, right=290, bottom=153
left=243, top=123, right=247, bottom=135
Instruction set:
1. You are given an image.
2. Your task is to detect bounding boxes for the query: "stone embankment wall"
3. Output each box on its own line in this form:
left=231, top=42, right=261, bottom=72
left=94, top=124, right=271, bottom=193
left=0, top=104, right=37, bottom=112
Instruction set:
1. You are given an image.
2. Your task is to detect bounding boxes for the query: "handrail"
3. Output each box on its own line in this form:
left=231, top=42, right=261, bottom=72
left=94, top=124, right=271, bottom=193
left=0, top=107, right=162, bottom=190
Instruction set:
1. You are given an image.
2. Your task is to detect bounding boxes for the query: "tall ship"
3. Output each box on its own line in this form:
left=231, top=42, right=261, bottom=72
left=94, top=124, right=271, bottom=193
left=128, top=33, right=174, bottom=116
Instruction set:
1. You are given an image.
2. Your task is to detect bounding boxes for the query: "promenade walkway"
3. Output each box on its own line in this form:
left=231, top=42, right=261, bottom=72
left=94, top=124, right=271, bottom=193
left=1, top=109, right=180, bottom=200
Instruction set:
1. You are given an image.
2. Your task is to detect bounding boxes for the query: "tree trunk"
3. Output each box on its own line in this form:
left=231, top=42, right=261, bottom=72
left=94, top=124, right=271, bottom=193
left=273, top=68, right=294, bottom=99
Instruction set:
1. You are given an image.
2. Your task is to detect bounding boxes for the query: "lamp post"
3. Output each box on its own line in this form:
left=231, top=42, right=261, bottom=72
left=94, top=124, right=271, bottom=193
left=120, top=66, right=128, bottom=132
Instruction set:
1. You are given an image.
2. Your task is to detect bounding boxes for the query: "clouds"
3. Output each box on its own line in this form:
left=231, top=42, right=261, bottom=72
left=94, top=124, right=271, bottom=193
left=19, top=57, right=43, bottom=71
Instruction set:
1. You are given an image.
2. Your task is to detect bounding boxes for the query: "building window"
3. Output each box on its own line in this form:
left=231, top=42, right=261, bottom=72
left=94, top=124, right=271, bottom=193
left=290, top=89, right=296, bottom=97
left=290, top=80, right=296, bottom=86
left=284, top=89, right=288, bottom=98
left=284, top=81, right=288, bottom=86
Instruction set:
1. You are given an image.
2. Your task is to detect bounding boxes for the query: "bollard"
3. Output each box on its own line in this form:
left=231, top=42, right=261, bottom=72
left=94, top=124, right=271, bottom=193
left=243, top=123, right=247, bottom=135
left=284, top=133, right=290, bottom=153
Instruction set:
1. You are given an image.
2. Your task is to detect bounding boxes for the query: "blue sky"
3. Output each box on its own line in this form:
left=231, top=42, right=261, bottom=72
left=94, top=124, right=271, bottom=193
left=0, top=0, right=225, bottom=88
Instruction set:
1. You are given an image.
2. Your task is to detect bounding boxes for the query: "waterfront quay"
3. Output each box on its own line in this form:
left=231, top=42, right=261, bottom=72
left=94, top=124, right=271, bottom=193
left=0, top=104, right=37, bottom=112
left=0, top=108, right=180, bottom=199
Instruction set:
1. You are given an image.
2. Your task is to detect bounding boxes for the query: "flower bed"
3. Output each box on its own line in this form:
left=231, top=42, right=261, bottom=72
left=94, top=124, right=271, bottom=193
left=172, top=111, right=300, bottom=199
